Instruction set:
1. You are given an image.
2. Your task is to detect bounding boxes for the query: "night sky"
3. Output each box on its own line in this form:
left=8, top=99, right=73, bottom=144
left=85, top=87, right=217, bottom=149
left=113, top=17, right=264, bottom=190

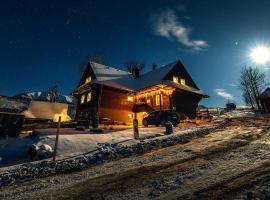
left=1, top=0, right=270, bottom=106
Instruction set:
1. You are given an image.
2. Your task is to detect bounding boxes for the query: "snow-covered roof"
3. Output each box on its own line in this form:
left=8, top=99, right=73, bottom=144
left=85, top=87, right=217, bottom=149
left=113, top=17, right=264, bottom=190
left=259, top=88, right=270, bottom=99
left=162, top=80, right=208, bottom=97
left=92, top=60, right=178, bottom=91
left=87, top=60, right=207, bottom=97
left=13, top=91, right=75, bottom=104
left=90, top=62, right=130, bottom=82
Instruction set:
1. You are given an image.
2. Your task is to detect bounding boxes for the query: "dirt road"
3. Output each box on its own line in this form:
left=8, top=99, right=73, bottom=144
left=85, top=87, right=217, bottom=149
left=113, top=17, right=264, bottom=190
left=1, top=117, right=270, bottom=199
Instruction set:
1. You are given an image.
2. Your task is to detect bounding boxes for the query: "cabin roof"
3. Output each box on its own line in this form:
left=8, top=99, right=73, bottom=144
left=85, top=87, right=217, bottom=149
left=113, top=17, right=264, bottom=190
left=90, top=62, right=130, bottom=82
left=92, top=60, right=178, bottom=90
left=78, top=60, right=208, bottom=97
left=259, top=88, right=270, bottom=99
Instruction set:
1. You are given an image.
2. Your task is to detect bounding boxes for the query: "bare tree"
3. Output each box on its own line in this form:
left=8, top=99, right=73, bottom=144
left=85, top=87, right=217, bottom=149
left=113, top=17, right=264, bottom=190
left=124, top=60, right=145, bottom=77
left=239, top=66, right=265, bottom=109
left=80, top=53, right=107, bottom=73
left=47, top=83, right=61, bottom=103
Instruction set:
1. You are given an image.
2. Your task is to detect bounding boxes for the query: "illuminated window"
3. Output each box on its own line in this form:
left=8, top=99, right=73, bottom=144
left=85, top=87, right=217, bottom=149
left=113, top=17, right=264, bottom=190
left=146, top=99, right=151, bottom=104
left=85, top=76, right=91, bottom=84
left=127, top=96, right=134, bottom=102
left=155, top=95, right=160, bottom=105
left=155, top=95, right=163, bottom=106
left=173, top=76, right=179, bottom=83
left=128, top=113, right=133, bottom=119
left=80, top=95, right=85, bottom=104
left=87, top=92, right=92, bottom=102
left=180, top=79, right=186, bottom=85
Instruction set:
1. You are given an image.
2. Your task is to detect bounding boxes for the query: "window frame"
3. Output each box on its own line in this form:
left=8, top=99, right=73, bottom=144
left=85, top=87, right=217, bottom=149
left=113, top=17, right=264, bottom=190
left=80, top=94, right=85, bottom=104
left=173, top=76, right=179, bottom=84
left=180, top=78, right=186, bottom=85
left=85, top=76, right=91, bottom=84
left=87, top=92, right=92, bottom=102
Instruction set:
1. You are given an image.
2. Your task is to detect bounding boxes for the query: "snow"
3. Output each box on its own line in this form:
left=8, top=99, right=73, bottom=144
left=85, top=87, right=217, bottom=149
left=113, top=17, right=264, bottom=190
left=90, top=60, right=207, bottom=96
left=0, top=127, right=164, bottom=167
left=0, top=96, right=29, bottom=113
left=0, top=126, right=209, bottom=168
left=22, top=101, right=72, bottom=122
left=93, top=60, right=178, bottom=91
left=13, top=91, right=75, bottom=104
left=90, top=62, right=130, bottom=82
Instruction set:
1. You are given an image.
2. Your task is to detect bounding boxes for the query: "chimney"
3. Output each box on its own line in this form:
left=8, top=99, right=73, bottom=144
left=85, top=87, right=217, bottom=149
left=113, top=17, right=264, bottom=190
left=152, top=64, right=157, bottom=71
left=133, top=68, right=140, bottom=79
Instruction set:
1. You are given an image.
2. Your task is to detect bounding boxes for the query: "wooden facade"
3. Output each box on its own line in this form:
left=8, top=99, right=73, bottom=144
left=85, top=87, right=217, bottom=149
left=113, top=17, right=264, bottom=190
left=259, top=88, right=270, bottom=113
left=73, top=60, right=208, bottom=126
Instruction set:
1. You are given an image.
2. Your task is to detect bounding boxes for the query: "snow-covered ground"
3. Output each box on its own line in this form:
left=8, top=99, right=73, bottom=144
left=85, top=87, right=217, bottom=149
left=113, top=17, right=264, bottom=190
left=0, top=127, right=169, bottom=167
left=212, top=109, right=256, bottom=118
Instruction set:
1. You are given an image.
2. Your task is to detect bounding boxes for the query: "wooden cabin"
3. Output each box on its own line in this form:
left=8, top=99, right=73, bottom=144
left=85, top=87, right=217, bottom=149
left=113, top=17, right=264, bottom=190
left=73, top=60, right=208, bottom=126
left=259, top=88, right=270, bottom=113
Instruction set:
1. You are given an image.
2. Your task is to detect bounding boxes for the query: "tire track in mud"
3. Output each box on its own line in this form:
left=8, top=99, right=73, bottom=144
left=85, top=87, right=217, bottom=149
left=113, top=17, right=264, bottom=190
left=1, top=119, right=269, bottom=200
left=41, top=126, right=268, bottom=200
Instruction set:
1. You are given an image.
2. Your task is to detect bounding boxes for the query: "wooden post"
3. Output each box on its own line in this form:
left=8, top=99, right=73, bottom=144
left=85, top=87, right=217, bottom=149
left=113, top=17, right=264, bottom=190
left=53, top=116, right=61, bottom=162
left=159, top=94, right=162, bottom=110
left=133, top=114, right=139, bottom=140
left=169, top=95, right=173, bottom=110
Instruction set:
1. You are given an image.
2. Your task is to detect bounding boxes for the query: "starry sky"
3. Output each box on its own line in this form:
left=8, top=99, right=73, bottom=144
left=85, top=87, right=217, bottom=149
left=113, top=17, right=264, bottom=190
left=1, top=0, right=270, bottom=107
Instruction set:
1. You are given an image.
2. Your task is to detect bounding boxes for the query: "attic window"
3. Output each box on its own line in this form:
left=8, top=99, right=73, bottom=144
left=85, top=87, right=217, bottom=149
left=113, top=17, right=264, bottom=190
left=180, top=79, right=186, bottom=85
left=85, top=76, right=91, bottom=84
left=80, top=94, right=85, bottom=104
left=87, top=92, right=92, bottom=102
left=173, top=76, right=179, bottom=84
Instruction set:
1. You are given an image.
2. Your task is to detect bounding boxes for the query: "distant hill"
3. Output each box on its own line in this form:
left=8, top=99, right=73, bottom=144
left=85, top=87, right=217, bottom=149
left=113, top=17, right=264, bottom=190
left=13, top=91, right=76, bottom=104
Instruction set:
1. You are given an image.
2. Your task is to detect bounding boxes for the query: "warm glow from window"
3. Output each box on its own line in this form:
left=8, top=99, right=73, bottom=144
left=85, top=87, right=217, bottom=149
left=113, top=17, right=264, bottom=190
left=180, top=79, right=186, bottom=85
left=127, top=96, right=134, bottom=102
left=87, top=92, right=92, bottom=102
left=146, top=99, right=150, bottom=104
left=155, top=94, right=163, bottom=106
left=173, top=76, right=179, bottom=83
left=80, top=95, right=85, bottom=104
left=85, top=76, right=91, bottom=84
left=128, top=113, right=133, bottom=119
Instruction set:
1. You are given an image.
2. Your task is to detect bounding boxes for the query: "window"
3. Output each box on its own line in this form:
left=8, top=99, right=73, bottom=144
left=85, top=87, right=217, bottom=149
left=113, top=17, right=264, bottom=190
left=127, top=96, right=134, bottom=102
left=80, top=95, right=85, bottom=104
left=155, top=95, right=160, bottom=105
left=180, top=79, right=186, bottom=85
left=146, top=99, right=151, bottom=104
left=85, top=76, right=91, bottom=84
left=128, top=113, right=133, bottom=119
left=173, top=76, right=179, bottom=83
left=155, top=94, right=163, bottom=106
left=87, top=92, right=92, bottom=102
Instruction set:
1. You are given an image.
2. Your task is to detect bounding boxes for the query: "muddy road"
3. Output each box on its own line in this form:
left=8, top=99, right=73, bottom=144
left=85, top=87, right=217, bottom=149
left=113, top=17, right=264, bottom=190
left=1, top=117, right=270, bottom=199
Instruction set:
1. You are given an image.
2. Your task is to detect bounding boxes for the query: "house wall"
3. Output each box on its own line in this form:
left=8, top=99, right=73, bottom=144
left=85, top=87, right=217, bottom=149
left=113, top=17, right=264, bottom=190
left=23, top=101, right=71, bottom=122
left=136, top=93, right=171, bottom=111
left=163, top=62, right=199, bottom=89
left=172, top=90, right=202, bottom=118
left=260, top=98, right=270, bottom=113
left=75, top=84, right=100, bottom=125
left=99, top=88, right=134, bottom=124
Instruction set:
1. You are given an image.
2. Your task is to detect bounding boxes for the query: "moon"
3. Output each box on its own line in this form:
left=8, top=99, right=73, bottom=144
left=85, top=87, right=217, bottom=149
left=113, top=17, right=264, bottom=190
left=250, top=46, right=270, bottom=64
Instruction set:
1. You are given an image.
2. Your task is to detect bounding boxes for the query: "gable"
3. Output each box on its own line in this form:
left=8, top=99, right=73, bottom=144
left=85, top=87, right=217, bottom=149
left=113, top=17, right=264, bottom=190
left=163, top=60, right=199, bottom=89
left=77, top=62, right=96, bottom=88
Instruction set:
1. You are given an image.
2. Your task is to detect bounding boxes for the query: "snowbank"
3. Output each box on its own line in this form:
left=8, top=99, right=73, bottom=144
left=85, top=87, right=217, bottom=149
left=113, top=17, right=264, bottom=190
left=0, top=127, right=165, bottom=167
left=0, top=122, right=228, bottom=187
